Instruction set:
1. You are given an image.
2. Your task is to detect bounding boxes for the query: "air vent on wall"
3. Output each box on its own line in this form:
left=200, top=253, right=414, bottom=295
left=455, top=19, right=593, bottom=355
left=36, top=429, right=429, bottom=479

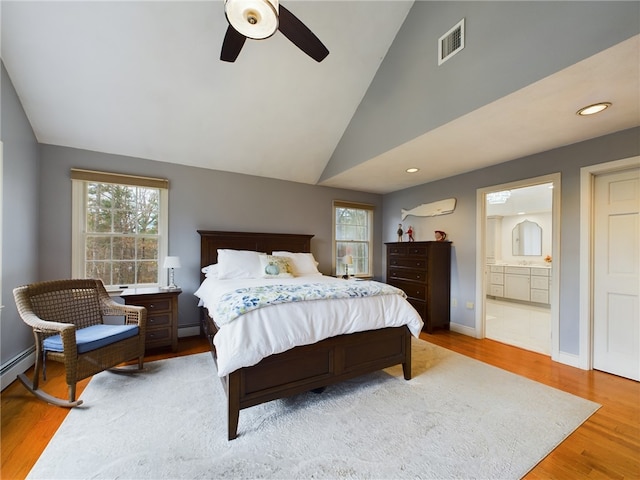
left=438, top=18, right=465, bottom=65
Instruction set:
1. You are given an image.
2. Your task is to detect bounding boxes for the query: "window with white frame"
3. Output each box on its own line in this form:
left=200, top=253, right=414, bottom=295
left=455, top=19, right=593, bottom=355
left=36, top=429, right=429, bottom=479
left=333, top=201, right=374, bottom=277
left=71, top=169, right=169, bottom=289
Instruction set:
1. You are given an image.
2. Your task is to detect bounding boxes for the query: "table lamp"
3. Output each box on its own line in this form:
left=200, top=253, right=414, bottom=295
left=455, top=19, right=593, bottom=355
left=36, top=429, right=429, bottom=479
left=343, top=255, right=353, bottom=279
left=163, top=256, right=181, bottom=290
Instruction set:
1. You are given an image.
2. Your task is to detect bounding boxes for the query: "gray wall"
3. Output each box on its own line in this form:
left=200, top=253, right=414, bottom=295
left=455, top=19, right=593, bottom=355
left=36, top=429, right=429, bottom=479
left=38, top=145, right=383, bottom=332
left=382, top=127, right=640, bottom=356
left=1, top=63, right=41, bottom=366
left=321, top=1, right=639, bottom=181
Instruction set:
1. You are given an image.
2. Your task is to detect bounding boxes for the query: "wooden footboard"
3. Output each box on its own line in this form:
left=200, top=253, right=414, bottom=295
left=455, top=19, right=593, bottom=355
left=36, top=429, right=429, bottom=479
left=203, top=313, right=411, bottom=440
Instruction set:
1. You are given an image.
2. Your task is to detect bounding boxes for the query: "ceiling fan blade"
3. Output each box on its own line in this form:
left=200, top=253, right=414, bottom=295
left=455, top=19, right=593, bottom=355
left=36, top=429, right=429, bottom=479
left=220, top=25, right=247, bottom=62
left=278, top=5, right=329, bottom=62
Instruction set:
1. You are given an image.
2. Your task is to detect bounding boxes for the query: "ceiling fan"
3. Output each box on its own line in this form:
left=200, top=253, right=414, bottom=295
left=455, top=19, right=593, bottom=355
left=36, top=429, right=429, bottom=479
left=221, top=0, right=329, bottom=63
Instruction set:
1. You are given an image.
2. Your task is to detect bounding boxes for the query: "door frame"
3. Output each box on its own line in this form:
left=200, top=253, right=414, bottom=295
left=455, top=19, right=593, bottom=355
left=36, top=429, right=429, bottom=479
left=475, top=173, right=561, bottom=361
left=579, top=156, right=639, bottom=370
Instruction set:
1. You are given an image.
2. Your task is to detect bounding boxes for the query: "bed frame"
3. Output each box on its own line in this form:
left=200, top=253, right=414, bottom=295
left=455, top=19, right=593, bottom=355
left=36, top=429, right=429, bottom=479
left=198, top=230, right=412, bottom=440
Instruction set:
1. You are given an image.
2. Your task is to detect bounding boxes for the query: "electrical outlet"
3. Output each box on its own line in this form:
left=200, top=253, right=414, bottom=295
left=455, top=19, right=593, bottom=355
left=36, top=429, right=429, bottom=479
left=452, top=298, right=458, bottom=307
left=466, top=301, right=474, bottom=309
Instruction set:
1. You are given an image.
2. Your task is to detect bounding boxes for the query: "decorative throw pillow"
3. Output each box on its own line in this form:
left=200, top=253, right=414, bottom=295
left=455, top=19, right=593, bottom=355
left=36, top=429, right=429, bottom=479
left=271, top=251, right=321, bottom=276
left=259, top=255, right=294, bottom=278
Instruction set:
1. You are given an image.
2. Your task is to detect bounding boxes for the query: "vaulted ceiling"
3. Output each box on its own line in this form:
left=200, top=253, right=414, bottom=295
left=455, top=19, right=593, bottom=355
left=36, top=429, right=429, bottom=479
left=2, top=1, right=638, bottom=194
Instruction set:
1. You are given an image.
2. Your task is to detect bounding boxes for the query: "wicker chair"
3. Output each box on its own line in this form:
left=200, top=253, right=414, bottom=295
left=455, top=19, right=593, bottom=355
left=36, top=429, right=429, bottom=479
left=13, top=279, right=147, bottom=407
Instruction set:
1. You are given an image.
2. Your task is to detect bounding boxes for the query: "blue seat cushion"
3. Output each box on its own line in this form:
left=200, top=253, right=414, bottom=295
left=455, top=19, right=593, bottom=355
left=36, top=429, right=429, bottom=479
left=43, top=324, right=139, bottom=354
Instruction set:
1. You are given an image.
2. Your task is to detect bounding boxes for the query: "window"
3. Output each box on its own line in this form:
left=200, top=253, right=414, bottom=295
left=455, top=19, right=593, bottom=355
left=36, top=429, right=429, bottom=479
left=71, top=169, right=169, bottom=289
left=333, top=201, right=374, bottom=277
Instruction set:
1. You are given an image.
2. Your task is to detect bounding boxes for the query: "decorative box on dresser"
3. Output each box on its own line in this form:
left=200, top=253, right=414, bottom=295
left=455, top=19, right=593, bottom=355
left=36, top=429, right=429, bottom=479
left=385, top=241, right=451, bottom=333
left=121, top=287, right=181, bottom=352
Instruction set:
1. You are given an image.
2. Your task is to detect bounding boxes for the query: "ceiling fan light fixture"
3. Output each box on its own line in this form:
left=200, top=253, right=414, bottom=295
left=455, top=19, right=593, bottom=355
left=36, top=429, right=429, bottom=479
left=576, top=102, right=611, bottom=116
left=225, top=0, right=278, bottom=40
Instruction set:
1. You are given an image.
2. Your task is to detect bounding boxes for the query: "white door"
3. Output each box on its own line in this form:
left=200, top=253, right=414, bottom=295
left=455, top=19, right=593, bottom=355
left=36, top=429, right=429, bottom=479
left=593, top=167, right=640, bottom=380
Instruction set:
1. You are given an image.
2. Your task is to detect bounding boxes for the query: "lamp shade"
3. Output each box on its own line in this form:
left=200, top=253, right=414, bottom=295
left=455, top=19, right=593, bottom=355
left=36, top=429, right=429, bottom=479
left=344, top=255, right=353, bottom=265
left=224, top=0, right=278, bottom=40
left=163, top=256, right=182, bottom=269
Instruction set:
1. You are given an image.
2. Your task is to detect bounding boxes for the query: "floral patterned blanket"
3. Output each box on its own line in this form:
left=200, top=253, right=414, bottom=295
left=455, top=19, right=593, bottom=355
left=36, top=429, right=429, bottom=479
left=214, top=281, right=406, bottom=326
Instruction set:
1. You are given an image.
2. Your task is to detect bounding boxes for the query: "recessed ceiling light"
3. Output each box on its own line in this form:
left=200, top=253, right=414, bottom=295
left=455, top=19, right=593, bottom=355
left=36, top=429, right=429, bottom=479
left=406, top=168, right=419, bottom=173
left=577, top=102, right=611, bottom=116
left=517, top=211, right=526, bottom=215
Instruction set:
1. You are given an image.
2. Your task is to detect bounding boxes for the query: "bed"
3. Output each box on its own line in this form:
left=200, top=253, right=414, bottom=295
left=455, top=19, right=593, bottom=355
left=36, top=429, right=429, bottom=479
left=196, top=230, right=423, bottom=440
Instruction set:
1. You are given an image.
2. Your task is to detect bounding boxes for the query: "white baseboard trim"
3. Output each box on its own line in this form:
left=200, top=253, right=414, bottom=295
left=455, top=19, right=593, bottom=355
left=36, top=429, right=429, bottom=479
left=178, top=325, right=201, bottom=338
left=449, top=322, right=477, bottom=338
left=554, top=350, right=588, bottom=370
left=450, top=323, right=589, bottom=371
left=1, top=347, right=35, bottom=391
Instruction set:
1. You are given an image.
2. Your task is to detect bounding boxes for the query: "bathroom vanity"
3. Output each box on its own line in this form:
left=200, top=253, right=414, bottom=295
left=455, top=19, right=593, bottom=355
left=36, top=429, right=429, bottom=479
left=487, top=264, right=551, bottom=305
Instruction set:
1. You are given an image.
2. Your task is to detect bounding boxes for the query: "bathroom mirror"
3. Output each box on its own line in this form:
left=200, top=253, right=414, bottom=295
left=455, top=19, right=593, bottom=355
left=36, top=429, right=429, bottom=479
left=512, top=220, right=542, bottom=256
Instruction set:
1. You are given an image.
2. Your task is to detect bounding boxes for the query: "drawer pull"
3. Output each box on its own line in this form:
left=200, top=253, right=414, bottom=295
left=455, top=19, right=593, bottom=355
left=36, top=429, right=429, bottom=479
left=149, top=304, right=154, bottom=309
left=416, top=275, right=421, bottom=279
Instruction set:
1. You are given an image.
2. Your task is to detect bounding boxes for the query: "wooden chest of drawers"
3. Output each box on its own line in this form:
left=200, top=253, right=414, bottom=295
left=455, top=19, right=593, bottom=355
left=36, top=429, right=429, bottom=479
left=121, top=288, right=181, bottom=352
left=385, top=241, right=451, bottom=333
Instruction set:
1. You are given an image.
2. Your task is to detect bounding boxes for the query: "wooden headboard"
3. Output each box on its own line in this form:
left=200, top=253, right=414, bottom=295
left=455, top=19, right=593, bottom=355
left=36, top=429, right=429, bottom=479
left=198, top=230, right=314, bottom=280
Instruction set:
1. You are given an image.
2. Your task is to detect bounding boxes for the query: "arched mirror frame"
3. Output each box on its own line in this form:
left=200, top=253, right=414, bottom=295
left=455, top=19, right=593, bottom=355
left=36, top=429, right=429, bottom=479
left=512, top=219, right=542, bottom=256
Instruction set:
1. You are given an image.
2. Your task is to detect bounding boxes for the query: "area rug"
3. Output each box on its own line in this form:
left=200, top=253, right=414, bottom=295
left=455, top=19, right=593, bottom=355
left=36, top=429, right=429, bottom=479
left=28, top=338, right=599, bottom=479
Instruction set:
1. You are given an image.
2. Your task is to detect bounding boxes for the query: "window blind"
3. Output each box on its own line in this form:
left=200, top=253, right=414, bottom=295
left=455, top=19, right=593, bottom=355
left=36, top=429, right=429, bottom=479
left=333, top=200, right=375, bottom=211
left=70, top=168, right=169, bottom=190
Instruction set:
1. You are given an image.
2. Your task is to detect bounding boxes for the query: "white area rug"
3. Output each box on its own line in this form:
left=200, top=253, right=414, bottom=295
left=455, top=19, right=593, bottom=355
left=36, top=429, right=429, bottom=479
left=29, top=339, right=599, bottom=479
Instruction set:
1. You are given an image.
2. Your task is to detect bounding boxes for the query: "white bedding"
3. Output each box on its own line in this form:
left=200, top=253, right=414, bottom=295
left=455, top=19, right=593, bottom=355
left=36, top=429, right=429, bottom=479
left=194, top=275, right=424, bottom=377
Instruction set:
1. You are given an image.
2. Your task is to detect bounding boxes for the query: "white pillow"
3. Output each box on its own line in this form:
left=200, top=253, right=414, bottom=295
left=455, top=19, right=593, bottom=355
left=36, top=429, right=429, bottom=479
left=271, top=251, right=321, bottom=276
left=201, top=264, right=219, bottom=278
left=217, top=249, right=263, bottom=279
left=258, top=255, right=294, bottom=278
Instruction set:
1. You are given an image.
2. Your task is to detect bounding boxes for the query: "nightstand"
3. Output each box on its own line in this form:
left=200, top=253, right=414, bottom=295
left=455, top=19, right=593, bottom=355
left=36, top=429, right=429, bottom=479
left=121, top=287, right=181, bottom=352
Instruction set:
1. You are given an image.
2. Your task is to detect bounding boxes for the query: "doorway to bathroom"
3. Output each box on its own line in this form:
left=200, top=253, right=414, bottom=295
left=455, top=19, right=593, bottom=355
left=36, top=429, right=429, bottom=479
left=476, top=174, right=561, bottom=358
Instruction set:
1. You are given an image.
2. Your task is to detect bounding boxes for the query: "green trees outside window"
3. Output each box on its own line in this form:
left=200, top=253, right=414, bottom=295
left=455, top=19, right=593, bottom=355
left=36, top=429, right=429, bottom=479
left=84, top=183, right=161, bottom=286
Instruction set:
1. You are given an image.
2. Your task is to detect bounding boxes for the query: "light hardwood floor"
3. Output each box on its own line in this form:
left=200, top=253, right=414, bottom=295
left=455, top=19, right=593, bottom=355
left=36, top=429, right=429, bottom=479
left=2, top=332, right=638, bottom=479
